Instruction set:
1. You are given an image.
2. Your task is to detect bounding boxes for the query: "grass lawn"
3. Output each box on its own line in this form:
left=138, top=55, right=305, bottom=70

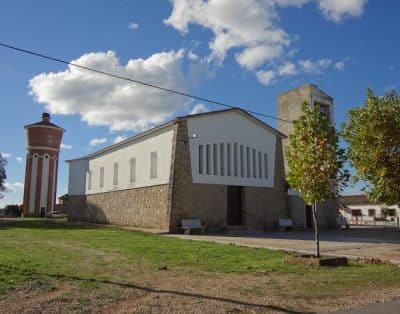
left=1, top=218, right=400, bottom=313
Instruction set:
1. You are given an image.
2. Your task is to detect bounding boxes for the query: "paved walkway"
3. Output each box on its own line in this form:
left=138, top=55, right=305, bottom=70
left=165, top=226, right=400, bottom=264
left=336, top=298, right=400, bottom=314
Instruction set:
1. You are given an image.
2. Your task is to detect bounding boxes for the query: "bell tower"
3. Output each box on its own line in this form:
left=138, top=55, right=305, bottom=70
left=278, top=83, right=333, bottom=170
left=277, top=84, right=336, bottom=229
left=22, top=113, right=65, bottom=216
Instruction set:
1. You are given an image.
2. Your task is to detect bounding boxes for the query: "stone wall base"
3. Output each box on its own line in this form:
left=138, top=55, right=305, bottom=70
left=67, top=184, right=171, bottom=231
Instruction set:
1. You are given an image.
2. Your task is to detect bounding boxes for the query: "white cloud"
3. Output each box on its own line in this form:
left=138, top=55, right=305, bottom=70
left=29, top=50, right=190, bottom=132
left=278, top=62, right=297, bottom=75
left=165, top=0, right=289, bottom=67
left=89, top=138, right=107, bottom=146
left=298, top=58, right=332, bottom=73
left=16, top=157, right=23, bottom=163
left=334, top=61, right=345, bottom=70
left=236, top=45, right=283, bottom=70
left=60, top=143, right=72, bottom=150
left=318, top=0, right=367, bottom=22
left=3, top=182, right=24, bottom=193
left=257, top=57, right=343, bottom=86
left=256, top=70, right=276, bottom=86
left=128, top=22, right=139, bottom=30
left=1, top=152, right=11, bottom=159
left=188, top=50, right=199, bottom=61
left=114, top=136, right=127, bottom=144
left=190, top=104, right=208, bottom=115
left=165, top=0, right=367, bottom=72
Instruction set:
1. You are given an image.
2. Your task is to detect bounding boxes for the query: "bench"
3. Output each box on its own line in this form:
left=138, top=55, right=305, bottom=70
left=181, top=219, right=206, bottom=235
left=278, top=218, right=294, bottom=231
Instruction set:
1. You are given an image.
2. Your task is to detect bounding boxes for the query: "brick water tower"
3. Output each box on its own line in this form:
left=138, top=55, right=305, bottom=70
left=22, top=113, right=65, bottom=216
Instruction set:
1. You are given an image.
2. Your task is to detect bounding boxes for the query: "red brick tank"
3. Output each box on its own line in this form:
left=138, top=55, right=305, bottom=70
left=22, top=113, right=65, bottom=216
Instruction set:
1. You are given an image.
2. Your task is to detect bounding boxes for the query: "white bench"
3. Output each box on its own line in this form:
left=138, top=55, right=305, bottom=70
left=278, top=218, right=294, bottom=231
left=181, top=219, right=206, bottom=235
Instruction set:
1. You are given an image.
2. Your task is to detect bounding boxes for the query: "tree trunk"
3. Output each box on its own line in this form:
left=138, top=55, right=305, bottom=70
left=312, top=201, right=320, bottom=258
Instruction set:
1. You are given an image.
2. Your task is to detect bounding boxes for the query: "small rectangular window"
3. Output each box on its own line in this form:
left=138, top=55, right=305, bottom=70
left=258, top=151, right=262, bottom=179
left=220, top=143, right=225, bottom=176
left=130, top=158, right=136, bottom=183
left=234, top=143, right=238, bottom=177
left=246, top=147, right=251, bottom=178
left=198, top=145, right=203, bottom=174
left=206, top=144, right=211, bottom=175
left=227, top=143, right=231, bottom=176
left=213, top=144, right=218, bottom=175
left=99, top=167, right=104, bottom=187
left=240, top=145, right=244, bottom=177
left=150, top=151, right=158, bottom=179
left=252, top=149, right=256, bottom=178
left=88, top=170, right=92, bottom=190
left=264, top=153, right=268, bottom=179
left=113, top=163, right=119, bottom=185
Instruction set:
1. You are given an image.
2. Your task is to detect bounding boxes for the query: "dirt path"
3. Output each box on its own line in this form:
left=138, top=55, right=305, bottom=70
left=1, top=271, right=400, bottom=313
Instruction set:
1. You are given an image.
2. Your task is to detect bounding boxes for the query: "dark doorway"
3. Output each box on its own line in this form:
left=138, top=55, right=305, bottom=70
left=305, top=205, right=313, bottom=229
left=227, top=186, right=243, bottom=225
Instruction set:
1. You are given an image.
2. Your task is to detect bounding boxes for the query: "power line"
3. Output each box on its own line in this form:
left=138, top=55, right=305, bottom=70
left=0, top=42, right=292, bottom=124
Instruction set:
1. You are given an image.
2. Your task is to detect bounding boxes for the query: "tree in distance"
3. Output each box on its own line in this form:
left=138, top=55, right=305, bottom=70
left=342, top=89, right=400, bottom=209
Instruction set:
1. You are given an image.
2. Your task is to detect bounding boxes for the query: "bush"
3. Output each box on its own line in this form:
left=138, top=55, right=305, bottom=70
left=4, top=204, right=21, bottom=217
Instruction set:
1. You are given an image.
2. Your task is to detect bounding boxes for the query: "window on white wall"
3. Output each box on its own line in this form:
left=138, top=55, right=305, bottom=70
left=198, top=145, right=203, bottom=174
left=227, top=143, right=232, bottom=176
left=99, top=167, right=104, bottom=187
left=258, top=151, right=262, bottom=179
left=150, top=151, right=158, bottom=179
left=246, top=147, right=251, bottom=178
left=240, top=145, right=244, bottom=178
left=234, top=143, right=238, bottom=177
left=113, top=163, right=119, bottom=185
left=264, top=153, right=268, bottom=179
left=213, top=144, right=218, bottom=175
left=252, top=149, right=257, bottom=178
left=88, top=170, right=92, bottom=190
left=206, top=144, right=211, bottom=175
left=220, top=143, right=225, bottom=176
left=130, top=158, right=136, bottom=183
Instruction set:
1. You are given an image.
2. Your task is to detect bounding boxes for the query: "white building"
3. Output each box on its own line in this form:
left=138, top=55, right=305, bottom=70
left=66, top=84, right=338, bottom=232
left=339, top=194, right=399, bottom=224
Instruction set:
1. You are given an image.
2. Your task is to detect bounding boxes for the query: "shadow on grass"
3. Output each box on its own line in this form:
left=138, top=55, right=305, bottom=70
left=0, top=264, right=312, bottom=314
left=0, top=218, right=103, bottom=230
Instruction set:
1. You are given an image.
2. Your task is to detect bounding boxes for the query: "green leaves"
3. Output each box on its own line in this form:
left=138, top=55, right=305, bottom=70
left=342, top=89, right=400, bottom=206
left=286, top=102, right=348, bottom=206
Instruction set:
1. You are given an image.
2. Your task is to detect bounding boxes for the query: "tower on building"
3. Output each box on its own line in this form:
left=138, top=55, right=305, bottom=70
left=22, top=113, right=65, bottom=216
left=277, top=84, right=336, bottom=228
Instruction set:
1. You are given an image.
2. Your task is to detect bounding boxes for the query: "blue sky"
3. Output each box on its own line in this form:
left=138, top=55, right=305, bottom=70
left=0, top=0, right=398, bottom=206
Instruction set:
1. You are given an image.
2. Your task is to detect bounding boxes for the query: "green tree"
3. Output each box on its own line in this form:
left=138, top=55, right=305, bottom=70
left=342, top=89, right=400, bottom=207
left=286, top=103, right=348, bottom=257
left=0, top=153, right=6, bottom=199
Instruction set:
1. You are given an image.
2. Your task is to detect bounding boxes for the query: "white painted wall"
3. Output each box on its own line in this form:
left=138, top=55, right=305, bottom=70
left=68, top=159, right=88, bottom=195
left=340, top=204, right=399, bottom=222
left=67, top=125, right=175, bottom=196
left=187, top=111, right=277, bottom=187
left=39, top=154, right=50, bottom=209
left=28, top=154, right=38, bottom=213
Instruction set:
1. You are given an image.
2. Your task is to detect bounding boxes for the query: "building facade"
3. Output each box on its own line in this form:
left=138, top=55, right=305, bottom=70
left=339, top=195, right=399, bottom=224
left=66, top=84, right=338, bottom=232
left=66, top=109, right=288, bottom=232
left=22, top=113, right=64, bottom=216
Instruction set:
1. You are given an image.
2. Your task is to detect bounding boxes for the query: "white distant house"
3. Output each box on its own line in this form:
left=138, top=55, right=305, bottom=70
left=65, top=84, right=338, bottom=232
left=339, top=194, right=399, bottom=224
